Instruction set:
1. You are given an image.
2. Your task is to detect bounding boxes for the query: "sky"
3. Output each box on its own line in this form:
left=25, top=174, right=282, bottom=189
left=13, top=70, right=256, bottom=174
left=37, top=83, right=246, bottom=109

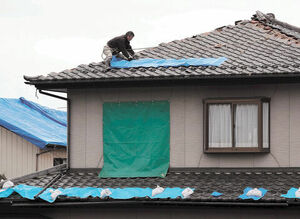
left=1, top=0, right=300, bottom=110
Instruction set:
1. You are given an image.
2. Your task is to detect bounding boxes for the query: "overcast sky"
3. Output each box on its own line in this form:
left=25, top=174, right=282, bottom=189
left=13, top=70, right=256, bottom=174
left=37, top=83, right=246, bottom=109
left=1, top=0, right=300, bottom=110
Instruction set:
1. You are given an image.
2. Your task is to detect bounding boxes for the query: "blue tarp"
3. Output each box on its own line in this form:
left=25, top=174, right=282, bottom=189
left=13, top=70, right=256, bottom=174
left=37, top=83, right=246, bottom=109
left=0, top=184, right=42, bottom=200
left=0, top=97, right=67, bottom=149
left=110, top=56, right=227, bottom=68
left=239, top=187, right=267, bottom=200
left=0, top=185, right=194, bottom=203
left=0, top=188, right=14, bottom=198
left=281, top=188, right=300, bottom=199
left=211, top=191, right=223, bottom=197
left=13, top=184, right=43, bottom=200
left=39, top=187, right=191, bottom=203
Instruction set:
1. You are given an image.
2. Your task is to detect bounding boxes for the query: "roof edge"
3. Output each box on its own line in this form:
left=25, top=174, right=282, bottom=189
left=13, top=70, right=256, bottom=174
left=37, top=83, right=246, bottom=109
left=25, top=71, right=300, bottom=90
left=9, top=164, right=67, bottom=183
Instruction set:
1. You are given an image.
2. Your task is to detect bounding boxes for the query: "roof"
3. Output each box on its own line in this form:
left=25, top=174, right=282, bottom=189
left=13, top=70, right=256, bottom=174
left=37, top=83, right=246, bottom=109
left=24, top=11, right=300, bottom=89
left=0, top=97, right=67, bottom=149
left=3, top=165, right=300, bottom=206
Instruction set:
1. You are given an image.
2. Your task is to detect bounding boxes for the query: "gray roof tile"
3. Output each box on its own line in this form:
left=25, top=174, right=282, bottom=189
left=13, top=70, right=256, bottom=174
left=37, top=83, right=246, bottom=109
left=3, top=166, right=300, bottom=204
left=24, top=12, right=300, bottom=85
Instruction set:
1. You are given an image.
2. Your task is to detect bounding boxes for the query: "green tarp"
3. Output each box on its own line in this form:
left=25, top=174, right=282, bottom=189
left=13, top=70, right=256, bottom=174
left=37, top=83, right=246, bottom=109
left=99, top=101, right=170, bottom=178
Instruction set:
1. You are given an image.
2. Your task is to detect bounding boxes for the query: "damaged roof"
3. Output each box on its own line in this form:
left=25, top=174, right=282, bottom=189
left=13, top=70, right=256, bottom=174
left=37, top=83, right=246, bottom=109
left=2, top=165, right=300, bottom=206
left=24, top=11, right=300, bottom=89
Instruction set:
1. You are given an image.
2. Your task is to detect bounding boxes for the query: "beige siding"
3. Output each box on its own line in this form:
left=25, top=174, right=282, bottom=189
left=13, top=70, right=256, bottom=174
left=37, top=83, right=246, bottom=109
left=0, top=126, right=39, bottom=179
left=37, top=148, right=67, bottom=171
left=70, top=89, right=87, bottom=168
left=0, top=126, right=67, bottom=179
left=69, top=84, right=300, bottom=168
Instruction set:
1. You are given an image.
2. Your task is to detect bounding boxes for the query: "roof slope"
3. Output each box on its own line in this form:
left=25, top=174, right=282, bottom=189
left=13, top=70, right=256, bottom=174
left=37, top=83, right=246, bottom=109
left=0, top=97, right=67, bottom=149
left=3, top=166, right=300, bottom=205
left=24, top=11, right=300, bottom=87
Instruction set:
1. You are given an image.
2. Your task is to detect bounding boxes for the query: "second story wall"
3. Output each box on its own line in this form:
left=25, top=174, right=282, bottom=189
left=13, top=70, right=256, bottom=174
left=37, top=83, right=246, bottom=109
left=69, top=83, right=300, bottom=168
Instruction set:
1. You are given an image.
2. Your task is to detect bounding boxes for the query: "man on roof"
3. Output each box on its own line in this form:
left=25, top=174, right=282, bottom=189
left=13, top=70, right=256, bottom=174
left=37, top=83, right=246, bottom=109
left=102, top=31, right=137, bottom=66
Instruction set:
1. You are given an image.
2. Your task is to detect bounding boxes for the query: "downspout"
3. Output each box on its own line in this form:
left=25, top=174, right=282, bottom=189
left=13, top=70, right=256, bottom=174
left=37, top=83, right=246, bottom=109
left=38, top=90, right=71, bottom=170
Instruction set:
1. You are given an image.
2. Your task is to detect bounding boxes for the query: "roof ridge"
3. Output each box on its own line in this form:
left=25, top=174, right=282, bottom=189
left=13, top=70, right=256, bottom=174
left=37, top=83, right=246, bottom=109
left=252, top=11, right=300, bottom=39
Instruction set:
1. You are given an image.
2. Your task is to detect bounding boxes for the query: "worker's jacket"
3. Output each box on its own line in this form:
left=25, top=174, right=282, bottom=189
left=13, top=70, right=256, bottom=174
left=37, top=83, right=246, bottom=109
left=107, top=35, right=134, bottom=59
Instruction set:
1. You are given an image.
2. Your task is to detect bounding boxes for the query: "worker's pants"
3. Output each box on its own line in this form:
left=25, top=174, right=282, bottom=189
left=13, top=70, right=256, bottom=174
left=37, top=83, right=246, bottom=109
left=102, top=45, right=127, bottom=64
left=102, top=45, right=113, bottom=64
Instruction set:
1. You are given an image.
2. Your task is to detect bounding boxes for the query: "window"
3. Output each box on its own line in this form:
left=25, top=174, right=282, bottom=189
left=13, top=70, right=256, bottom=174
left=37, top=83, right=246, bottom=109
left=203, top=97, right=270, bottom=153
left=53, top=158, right=67, bottom=166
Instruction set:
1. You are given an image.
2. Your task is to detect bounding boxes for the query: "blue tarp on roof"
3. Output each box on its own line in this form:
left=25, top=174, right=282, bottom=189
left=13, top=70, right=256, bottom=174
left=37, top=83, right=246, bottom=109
left=0, top=97, right=67, bottom=149
left=110, top=56, right=227, bottom=68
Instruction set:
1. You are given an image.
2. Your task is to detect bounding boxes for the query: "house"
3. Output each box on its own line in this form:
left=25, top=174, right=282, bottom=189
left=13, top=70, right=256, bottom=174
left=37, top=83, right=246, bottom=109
left=0, top=97, right=67, bottom=179
left=1, top=11, right=300, bottom=218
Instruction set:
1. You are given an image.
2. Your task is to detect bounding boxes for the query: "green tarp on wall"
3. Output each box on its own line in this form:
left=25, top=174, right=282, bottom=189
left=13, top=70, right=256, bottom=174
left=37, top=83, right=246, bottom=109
left=99, top=101, right=170, bottom=178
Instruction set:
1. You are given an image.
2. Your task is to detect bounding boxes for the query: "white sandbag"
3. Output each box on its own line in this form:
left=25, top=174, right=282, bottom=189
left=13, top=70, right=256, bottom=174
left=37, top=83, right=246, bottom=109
left=100, top=188, right=112, bottom=198
left=182, top=188, right=194, bottom=198
left=2, top=180, right=14, bottom=189
left=49, top=189, right=62, bottom=200
left=152, top=185, right=164, bottom=197
left=295, top=188, right=300, bottom=198
left=246, top=188, right=262, bottom=197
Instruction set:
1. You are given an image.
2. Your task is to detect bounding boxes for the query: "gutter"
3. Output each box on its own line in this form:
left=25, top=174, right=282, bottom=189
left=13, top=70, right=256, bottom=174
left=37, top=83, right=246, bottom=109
left=25, top=71, right=300, bottom=90
left=10, top=200, right=289, bottom=208
left=38, top=90, right=71, bottom=170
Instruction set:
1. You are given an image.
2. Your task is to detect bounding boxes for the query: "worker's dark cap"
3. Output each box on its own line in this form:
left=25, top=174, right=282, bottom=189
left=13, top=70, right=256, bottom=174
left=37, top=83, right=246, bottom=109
left=126, top=31, right=134, bottom=37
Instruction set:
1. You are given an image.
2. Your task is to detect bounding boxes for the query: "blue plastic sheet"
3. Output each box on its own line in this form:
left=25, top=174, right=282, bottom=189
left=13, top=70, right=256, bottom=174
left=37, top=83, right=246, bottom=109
left=281, top=188, right=300, bottom=199
left=20, top=98, right=67, bottom=127
left=110, top=188, right=151, bottom=199
left=211, top=191, right=223, bottom=197
left=62, top=187, right=102, bottom=198
left=39, top=188, right=62, bottom=203
left=13, top=184, right=43, bottom=200
left=151, top=187, right=190, bottom=199
left=40, top=187, right=103, bottom=203
left=0, top=97, right=67, bottom=149
left=0, top=188, right=14, bottom=198
left=110, top=56, right=227, bottom=68
left=239, top=187, right=267, bottom=200
left=1, top=185, right=194, bottom=203
left=38, top=187, right=193, bottom=203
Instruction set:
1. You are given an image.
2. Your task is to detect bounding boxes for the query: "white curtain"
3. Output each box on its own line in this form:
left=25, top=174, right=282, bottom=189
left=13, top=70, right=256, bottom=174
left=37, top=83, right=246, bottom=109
left=235, top=104, right=258, bottom=147
left=263, top=102, right=269, bottom=148
left=208, top=104, right=232, bottom=148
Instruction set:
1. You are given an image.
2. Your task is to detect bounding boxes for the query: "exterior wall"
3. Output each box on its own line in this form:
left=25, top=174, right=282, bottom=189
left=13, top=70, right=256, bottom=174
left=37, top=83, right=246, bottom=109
left=69, top=84, right=300, bottom=168
left=0, top=126, right=39, bottom=179
left=37, top=148, right=67, bottom=171
left=0, top=126, right=66, bottom=179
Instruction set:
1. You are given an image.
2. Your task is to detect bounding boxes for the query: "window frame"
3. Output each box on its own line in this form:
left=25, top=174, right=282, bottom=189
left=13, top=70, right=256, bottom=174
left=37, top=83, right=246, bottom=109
left=203, top=97, right=270, bottom=153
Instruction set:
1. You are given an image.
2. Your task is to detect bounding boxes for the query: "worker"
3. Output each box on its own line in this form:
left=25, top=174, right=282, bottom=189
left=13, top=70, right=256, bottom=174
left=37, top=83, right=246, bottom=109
left=102, top=31, right=137, bottom=66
